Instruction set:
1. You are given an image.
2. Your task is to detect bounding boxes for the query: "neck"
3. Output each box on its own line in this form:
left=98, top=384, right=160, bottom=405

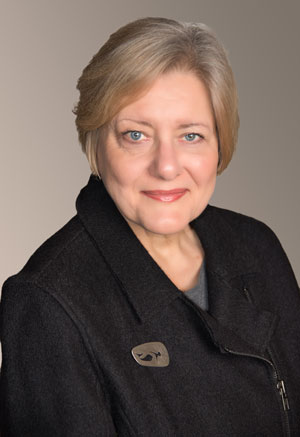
left=126, top=220, right=204, bottom=289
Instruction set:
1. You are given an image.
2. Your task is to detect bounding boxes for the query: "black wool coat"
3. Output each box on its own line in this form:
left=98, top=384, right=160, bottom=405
left=1, top=176, right=300, bottom=436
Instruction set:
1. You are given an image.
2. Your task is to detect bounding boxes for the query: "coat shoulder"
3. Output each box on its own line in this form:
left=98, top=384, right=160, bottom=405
left=2, top=215, right=99, bottom=292
left=1, top=213, right=113, bottom=344
left=205, top=205, right=298, bottom=285
left=207, top=205, right=281, bottom=247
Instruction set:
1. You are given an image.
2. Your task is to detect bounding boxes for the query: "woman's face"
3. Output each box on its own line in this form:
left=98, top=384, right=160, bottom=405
left=97, top=70, right=219, bottom=236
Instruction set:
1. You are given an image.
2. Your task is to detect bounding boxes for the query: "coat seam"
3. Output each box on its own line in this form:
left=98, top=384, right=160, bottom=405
left=6, top=280, right=115, bottom=433
left=29, top=223, right=85, bottom=283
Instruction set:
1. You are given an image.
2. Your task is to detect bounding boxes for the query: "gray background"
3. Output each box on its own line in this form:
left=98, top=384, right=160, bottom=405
left=1, top=0, right=299, bottom=294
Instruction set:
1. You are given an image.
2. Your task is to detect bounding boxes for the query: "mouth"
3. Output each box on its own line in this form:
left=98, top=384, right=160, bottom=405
left=141, top=189, right=188, bottom=202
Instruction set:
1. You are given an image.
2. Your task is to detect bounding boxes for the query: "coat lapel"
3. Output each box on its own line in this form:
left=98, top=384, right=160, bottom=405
left=191, top=208, right=278, bottom=356
left=76, top=176, right=182, bottom=323
left=199, top=271, right=278, bottom=356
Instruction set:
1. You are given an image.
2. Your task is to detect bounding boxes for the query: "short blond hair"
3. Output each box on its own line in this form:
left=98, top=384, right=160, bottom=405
left=74, top=17, right=239, bottom=175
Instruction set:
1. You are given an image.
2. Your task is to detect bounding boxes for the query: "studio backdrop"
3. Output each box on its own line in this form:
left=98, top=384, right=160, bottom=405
left=1, top=0, right=299, bottom=292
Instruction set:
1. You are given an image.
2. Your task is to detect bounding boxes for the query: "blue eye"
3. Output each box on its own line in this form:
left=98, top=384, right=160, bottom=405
left=184, top=133, right=199, bottom=142
left=129, top=131, right=142, bottom=141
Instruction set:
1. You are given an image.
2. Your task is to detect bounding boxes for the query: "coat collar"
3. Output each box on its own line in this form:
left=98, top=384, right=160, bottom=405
left=76, top=176, right=181, bottom=322
left=76, top=176, right=278, bottom=356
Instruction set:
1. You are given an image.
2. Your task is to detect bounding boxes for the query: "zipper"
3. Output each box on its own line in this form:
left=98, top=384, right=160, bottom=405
left=268, top=346, right=291, bottom=436
left=184, top=284, right=291, bottom=435
left=240, top=286, right=291, bottom=437
left=277, top=380, right=290, bottom=411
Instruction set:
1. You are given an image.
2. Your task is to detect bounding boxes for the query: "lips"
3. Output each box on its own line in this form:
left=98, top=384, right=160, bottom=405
left=142, top=189, right=188, bottom=202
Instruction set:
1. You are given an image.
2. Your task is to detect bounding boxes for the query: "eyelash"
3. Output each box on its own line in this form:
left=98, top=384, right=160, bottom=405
left=122, top=130, right=146, bottom=142
left=183, top=133, right=204, bottom=142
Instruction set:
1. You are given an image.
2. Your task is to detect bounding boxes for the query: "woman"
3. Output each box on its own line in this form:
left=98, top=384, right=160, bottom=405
left=1, top=17, right=299, bottom=436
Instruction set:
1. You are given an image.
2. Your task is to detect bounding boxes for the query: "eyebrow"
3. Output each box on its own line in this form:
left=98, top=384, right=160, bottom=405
left=178, top=122, right=210, bottom=130
left=118, top=119, right=153, bottom=128
left=117, top=119, right=211, bottom=130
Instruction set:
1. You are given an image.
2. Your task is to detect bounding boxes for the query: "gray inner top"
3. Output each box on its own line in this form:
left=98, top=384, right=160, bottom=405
left=184, top=260, right=208, bottom=311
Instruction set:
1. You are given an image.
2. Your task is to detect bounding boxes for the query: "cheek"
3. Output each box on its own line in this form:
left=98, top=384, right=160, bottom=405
left=189, top=152, right=218, bottom=183
left=101, top=151, right=143, bottom=192
left=98, top=148, right=123, bottom=185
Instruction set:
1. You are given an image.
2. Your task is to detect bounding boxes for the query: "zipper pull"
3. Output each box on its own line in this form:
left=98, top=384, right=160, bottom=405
left=277, top=380, right=290, bottom=411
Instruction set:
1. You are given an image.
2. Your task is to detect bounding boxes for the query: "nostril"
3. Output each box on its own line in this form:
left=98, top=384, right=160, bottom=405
left=155, top=163, right=181, bottom=180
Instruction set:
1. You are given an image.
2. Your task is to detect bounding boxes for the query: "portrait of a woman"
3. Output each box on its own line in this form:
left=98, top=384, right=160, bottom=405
left=1, top=17, right=299, bottom=436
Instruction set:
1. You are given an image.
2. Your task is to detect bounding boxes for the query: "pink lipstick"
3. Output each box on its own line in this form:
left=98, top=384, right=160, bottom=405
left=142, top=189, right=187, bottom=202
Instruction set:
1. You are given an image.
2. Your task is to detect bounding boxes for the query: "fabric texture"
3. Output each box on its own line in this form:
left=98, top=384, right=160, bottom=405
left=0, top=175, right=300, bottom=436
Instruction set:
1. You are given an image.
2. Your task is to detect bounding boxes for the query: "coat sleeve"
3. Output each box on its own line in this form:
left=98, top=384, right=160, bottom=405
left=0, top=280, right=117, bottom=437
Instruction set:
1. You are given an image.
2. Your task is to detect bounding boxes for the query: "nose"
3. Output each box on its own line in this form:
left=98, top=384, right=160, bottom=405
left=149, top=140, right=181, bottom=180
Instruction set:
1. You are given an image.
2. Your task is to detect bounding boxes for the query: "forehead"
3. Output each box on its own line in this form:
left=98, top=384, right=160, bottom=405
left=115, top=70, right=215, bottom=125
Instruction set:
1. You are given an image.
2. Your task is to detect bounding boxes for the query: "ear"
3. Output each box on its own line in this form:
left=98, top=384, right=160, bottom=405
left=217, top=140, right=222, bottom=173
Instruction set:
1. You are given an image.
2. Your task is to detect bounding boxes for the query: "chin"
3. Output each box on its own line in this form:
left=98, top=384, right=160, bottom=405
left=141, top=217, right=190, bottom=236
